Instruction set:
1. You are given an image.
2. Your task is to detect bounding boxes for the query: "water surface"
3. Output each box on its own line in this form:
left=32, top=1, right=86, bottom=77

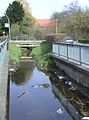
left=9, top=60, right=73, bottom=120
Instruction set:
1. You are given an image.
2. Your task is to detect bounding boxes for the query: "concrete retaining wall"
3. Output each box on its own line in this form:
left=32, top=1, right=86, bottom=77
left=51, top=55, right=89, bottom=88
left=52, top=84, right=81, bottom=120
left=0, top=52, right=8, bottom=120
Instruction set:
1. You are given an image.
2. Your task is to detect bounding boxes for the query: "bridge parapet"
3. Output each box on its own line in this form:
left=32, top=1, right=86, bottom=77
left=0, top=40, right=7, bottom=69
left=51, top=42, right=89, bottom=88
left=10, top=40, right=46, bottom=44
left=0, top=40, right=8, bottom=120
left=9, top=40, right=46, bottom=47
left=52, top=42, right=89, bottom=68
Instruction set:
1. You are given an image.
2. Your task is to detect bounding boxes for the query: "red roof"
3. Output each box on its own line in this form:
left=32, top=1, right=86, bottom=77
left=37, top=19, right=54, bottom=27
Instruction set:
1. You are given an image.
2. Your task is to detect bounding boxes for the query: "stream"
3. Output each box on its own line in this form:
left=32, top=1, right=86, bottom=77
left=8, top=59, right=89, bottom=120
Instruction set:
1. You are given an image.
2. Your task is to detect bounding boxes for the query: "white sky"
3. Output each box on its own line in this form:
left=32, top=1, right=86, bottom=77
left=0, top=0, right=89, bottom=18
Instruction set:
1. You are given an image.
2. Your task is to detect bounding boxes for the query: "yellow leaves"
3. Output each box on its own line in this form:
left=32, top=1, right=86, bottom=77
left=16, top=0, right=31, bottom=18
left=16, top=0, right=36, bottom=24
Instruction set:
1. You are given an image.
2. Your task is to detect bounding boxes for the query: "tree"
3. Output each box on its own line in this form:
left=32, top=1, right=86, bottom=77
left=0, top=16, right=9, bottom=35
left=51, top=12, right=60, bottom=19
left=11, top=23, right=20, bottom=38
left=16, top=0, right=32, bottom=19
left=15, top=0, right=36, bottom=37
left=16, top=0, right=35, bottom=25
left=6, top=1, right=24, bottom=24
left=34, top=29, right=44, bottom=40
left=51, top=11, right=72, bottom=34
left=72, top=8, right=89, bottom=39
left=50, top=1, right=89, bottom=39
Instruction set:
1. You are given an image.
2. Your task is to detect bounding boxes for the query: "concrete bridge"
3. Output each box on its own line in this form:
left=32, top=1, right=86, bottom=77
left=9, top=40, right=46, bottom=48
left=51, top=42, right=89, bottom=89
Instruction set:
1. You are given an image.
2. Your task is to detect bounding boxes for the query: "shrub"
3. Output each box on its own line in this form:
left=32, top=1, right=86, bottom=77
left=32, top=42, right=52, bottom=67
left=78, top=39, right=89, bottom=43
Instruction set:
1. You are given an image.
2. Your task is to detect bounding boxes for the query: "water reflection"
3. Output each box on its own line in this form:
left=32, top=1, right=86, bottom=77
left=49, top=73, right=89, bottom=119
left=9, top=60, right=89, bottom=120
left=11, top=61, right=35, bottom=85
left=6, top=76, right=10, bottom=120
left=10, top=61, right=73, bottom=120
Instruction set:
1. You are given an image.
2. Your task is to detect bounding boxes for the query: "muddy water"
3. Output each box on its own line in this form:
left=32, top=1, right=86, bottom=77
left=9, top=60, right=73, bottom=120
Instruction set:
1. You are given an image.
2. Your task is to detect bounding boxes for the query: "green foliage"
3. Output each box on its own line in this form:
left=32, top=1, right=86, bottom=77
left=0, top=16, right=9, bottom=35
left=78, top=38, right=89, bottom=43
left=19, top=18, right=34, bottom=35
left=34, top=29, right=44, bottom=40
left=32, top=42, right=52, bottom=67
left=0, top=0, right=36, bottom=39
left=72, top=8, right=89, bottom=39
left=51, top=1, right=89, bottom=41
left=16, top=0, right=32, bottom=19
left=6, top=1, right=24, bottom=24
left=60, top=29, right=68, bottom=34
left=7, top=0, right=36, bottom=38
left=9, top=43, right=21, bottom=62
left=11, top=23, right=20, bottom=37
left=51, top=10, right=73, bottom=35
left=51, top=12, right=60, bottom=19
left=16, top=0, right=36, bottom=26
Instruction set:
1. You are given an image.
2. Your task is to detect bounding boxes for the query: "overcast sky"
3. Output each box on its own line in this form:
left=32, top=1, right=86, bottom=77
left=0, top=0, right=89, bottom=18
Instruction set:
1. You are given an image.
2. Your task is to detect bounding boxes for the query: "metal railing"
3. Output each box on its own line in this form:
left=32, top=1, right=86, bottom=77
left=0, top=40, right=7, bottom=69
left=52, top=42, right=89, bottom=67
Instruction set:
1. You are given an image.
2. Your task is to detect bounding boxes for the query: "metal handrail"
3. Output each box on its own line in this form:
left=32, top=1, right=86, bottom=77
left=52, top=42, right=89, bottom=67
left=0, top=39, right=7, bottom=45
left=0, top=39, right=7, bottom=69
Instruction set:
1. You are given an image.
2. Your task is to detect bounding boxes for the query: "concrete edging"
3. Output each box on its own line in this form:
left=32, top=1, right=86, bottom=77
left=0, top=52, right=8, bottom=120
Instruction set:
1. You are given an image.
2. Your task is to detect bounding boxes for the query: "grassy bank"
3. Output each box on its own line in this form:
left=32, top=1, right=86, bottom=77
left=9, top=43, right=21, bottom=63
left=32, top=42, right=52, bottom=68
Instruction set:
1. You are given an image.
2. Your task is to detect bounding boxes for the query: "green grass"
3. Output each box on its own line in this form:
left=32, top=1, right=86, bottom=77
left=32, top=42, right=52, bottom=67
left=9, top=43, right=21, bottom=63
left=9, top=42, right=52, bottom=67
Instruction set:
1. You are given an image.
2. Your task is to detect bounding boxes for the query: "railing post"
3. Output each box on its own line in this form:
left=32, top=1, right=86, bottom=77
left=67, top=44, right=68, bottom=60
left=58, top=44, right=60, bottom=56
left=79, top=46, right=81, bottom=65
left=52, top=44, right=53, bottom=54
left=0, top=40, right=7, bottom=69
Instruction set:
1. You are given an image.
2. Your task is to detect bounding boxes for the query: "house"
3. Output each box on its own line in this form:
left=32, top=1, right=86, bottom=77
left=37, top=19, right=54, bottom=27
left=36, top=19, right=55, bottom=34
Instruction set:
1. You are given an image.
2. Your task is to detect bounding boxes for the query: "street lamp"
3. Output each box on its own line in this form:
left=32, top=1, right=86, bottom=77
left=5, top=14, right=11, bottom=40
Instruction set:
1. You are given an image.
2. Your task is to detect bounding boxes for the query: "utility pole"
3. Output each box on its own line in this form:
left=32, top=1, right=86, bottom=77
left=56, top=19, right=58, bottom=34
